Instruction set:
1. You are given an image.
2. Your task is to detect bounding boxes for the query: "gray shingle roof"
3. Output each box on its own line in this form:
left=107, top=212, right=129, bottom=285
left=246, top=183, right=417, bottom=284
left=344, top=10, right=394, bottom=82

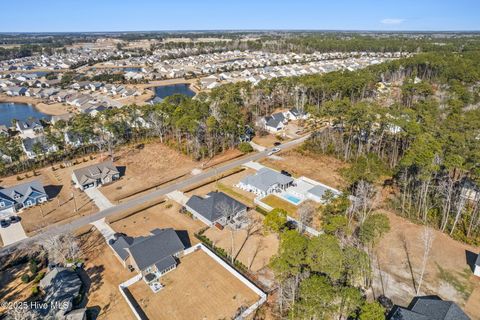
left=0, top=179, right=47, bottom=205
left=185, top=191, right=247, bottom=223
left=264, top=112, right=285, bottom=128
left=240, top=167, right=293, bottom=192
left=154, top=255, right=177, bottom=273
left=410, top=298, right=470, bottom=320
left=126, top=228, right=184, bottom=271
left=389, top=297, right=470, bottom=320
left=39, top=267, right=82, bottom=317
left=72, top=161, right=119, bottom=185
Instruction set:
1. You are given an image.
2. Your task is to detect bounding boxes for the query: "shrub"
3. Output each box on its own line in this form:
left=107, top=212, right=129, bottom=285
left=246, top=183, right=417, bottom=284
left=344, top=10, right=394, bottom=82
left=33, top=272, right=45, bottom=284
left=16, top=175, right=23, bottom=181
left=29, top=259, right=38, bottom=275
left=165, top=203, right=173, bottom=209
left=238, top=142, right=254, bottom=153
left=31, top=285, right=39, bottom=296
left=21, top=274, right=30, bottom=283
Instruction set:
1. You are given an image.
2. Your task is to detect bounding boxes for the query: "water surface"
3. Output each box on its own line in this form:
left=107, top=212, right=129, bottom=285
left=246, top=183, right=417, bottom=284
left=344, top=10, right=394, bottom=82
left=0, top=102, right=51, bottom=126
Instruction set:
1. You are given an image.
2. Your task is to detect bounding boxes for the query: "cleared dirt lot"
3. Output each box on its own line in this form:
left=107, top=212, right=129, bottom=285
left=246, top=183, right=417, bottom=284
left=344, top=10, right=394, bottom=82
left=204, top=210, right=279, bottom=273
left=373, top=211, right=480, bottom=320
left=109, top=200, right=204, bottom=244
left=0, top=160, right=98, bottom=236
left=128, top=249, right=260, bottom=320
left=260, top=149, right=348, bottom=190
left=101, top=143, right=244, bottom=202
left=101, top=142, right=197, bottom=202
left=80, top=230, right=137, bottom=320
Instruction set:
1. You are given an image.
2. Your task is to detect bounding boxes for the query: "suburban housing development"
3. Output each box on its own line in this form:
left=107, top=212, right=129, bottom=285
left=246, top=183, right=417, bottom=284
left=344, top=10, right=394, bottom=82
left=0, top=3, right=480, bottom=319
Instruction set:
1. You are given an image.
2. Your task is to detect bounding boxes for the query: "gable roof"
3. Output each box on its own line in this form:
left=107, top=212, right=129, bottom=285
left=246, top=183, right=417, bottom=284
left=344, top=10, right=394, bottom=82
left=126, top=228, right=185, bottom=271
left=0, top=180, right=47, bottom=205
left=39, top=267, right=82, bottom=317
left=72, top=161, right=119, bottom=186
left=185, top=191, right=247, bottom=223
left=264, top=112, right=285, bottom=128
left=240, top=167, right=293, bottom=192
left=389, top=297, right=470, bottom=320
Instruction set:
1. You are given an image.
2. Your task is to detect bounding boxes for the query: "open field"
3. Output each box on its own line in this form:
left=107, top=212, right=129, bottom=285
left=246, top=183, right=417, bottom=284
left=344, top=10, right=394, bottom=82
left=373, top=211, right=480, bottom=320
left=128, top=249, right=260, bottom=320
left=252, top=134, right=284, bottom=148
left=80, top=230, right=137, bottom=320
left=204, top=210, right=279, bottom=273
left=101, top=143, right=244, bottom=202
left=260, top=149, right=348, bottom=190
left=0, top=160, right=98, bottom=236
left=109, top=199, right=204, bottom=244
left=101, top=142, right=197, bottom=202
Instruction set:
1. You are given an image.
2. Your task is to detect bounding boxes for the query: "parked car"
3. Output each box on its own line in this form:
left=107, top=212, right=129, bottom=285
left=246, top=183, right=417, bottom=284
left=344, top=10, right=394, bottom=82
left=281, top=170, right=292, bottom=177
left=267, top=147, right=281, bottom=156
left=9, top=216, right=21, bottom=223
left=0, top=219, right=10, bottom=228
left=273, top=141, right=281, bottom=146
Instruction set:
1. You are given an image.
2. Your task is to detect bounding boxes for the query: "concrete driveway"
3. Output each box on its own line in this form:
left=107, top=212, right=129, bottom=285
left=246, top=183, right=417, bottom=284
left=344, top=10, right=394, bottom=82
left=0, top=223, right=27, bottom=246
left=85, top=188, right=113, bottom=210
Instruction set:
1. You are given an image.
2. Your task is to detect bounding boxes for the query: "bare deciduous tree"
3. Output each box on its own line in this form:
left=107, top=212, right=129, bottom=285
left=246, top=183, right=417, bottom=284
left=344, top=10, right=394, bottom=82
left=41, top=232, right=81, bottom=265
left=215, top=200, right=243, bottom=264
left=350, top=180, right=377, bottom=225
left=416, top=226, right=435, bottom=295
left=297, top=202, right=315, bottom=234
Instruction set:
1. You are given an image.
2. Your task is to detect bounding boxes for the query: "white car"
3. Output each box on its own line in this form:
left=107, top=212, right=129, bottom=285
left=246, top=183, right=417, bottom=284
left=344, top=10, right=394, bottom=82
left=268, top=147, right=281, bottom=156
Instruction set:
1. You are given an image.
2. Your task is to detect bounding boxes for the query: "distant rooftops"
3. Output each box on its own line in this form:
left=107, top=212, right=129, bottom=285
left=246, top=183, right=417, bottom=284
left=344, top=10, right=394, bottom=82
left=389, top=296, right=470, bottom=320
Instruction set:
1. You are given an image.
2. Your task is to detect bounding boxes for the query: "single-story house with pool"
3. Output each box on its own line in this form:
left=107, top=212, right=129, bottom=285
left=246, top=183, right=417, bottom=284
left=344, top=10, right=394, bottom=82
left=237, top=167, right=294, bottom=197
left=0, top=180, right=48, bottom=216
left=185, top=191, right=247, bottom=227
left=71, top=161, right=120, bottom=191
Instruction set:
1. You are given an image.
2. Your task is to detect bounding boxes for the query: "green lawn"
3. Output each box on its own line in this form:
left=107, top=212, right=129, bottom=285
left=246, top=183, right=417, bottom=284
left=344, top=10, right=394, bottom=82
left=216, top=182, right=254, bottom=206
left=261, top=194, right=298, bottom=215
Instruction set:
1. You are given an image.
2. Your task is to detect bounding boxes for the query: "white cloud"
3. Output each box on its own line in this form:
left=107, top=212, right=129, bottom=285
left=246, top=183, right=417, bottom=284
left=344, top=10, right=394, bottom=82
left=381, top=18, right=405, bottom=25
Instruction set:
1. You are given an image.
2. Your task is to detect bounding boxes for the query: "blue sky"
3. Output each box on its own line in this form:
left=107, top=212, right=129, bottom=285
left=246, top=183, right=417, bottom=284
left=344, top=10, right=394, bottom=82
left=1, top=0, right=479, bottom=32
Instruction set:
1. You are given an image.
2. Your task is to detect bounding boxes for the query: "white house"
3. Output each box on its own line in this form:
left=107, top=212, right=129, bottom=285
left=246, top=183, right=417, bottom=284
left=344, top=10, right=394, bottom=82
left=475, top=254, right=480, bottom=277
left=237, top=167, right=294, bottom=197
left=261, top=112, right=287, bottom=133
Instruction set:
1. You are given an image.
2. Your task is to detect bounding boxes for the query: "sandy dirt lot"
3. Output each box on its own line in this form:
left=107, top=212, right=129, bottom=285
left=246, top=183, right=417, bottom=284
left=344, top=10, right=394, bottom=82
left=80, top=230, right=137, bottom=320
left=101, top=142, right=197, bottom=202
left=128, top=249, right=260, bottom=320
left=0, top=160, right=98, bottom=236
left=109, top=200, right=204, bottom=245
left=204, top=210, right=279, bottom=273
left=102, top=143, right=243, bottom=202
left=260, top=149, right=348, bottom=190
left=373, top=211, right=480, bottom=319
left=253, top=134, right=284, bottom=148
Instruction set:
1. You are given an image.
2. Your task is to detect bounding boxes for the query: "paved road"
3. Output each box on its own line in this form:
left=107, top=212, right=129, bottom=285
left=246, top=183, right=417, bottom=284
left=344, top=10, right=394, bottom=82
left=0, top=135, right=310, bottom=255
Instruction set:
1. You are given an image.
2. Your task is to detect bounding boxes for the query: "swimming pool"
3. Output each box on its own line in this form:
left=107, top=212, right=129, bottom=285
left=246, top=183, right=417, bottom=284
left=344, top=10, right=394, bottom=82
left=281, top=193, right=302, bottom=205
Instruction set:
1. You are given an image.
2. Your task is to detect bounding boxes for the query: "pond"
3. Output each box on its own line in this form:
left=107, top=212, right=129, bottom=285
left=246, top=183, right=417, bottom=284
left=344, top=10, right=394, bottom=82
left=153, top=83, right=195, bottom=99
left=0, top=102, right=51, bottom=126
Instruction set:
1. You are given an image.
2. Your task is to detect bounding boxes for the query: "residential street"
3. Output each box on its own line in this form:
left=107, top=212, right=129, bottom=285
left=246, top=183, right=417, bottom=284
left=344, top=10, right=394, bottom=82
left=0, top=134, right=310, bottom=255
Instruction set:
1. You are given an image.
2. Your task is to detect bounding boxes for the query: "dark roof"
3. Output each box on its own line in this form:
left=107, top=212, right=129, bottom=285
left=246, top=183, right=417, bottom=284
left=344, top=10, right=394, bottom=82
left=126, top=228, right=184, bottom=271
left=111, top=235, right=135, bottom=261
left=264, top=112, right=285, bottom=128
left=389, top=297, right=470, bottom=320
left=186, top=191, right=247, bottom=223
left=476, top=252, right=480, bottom=267
left=39, top=267, right=82, bottom=316
left=154, top=255, right=177, bottom=272
left=410, top=298, right=470, bottom=320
